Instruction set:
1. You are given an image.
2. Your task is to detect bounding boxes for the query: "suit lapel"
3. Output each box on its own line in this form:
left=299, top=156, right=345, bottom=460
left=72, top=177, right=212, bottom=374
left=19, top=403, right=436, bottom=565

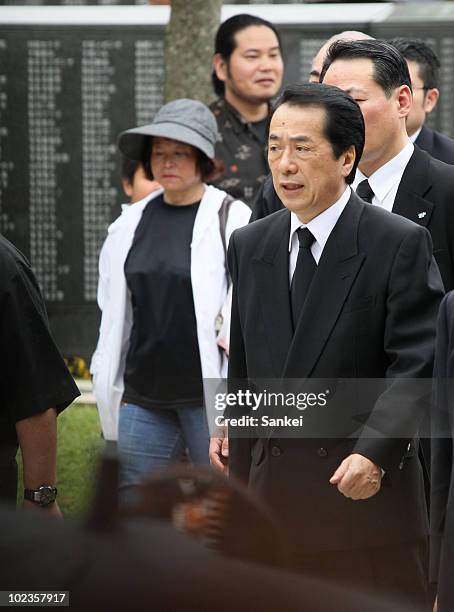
left=284, top=195, right=366, bottom=378
left=393, top=146, right=434, bottom=228
left=252, top=210, right=293, bottom=377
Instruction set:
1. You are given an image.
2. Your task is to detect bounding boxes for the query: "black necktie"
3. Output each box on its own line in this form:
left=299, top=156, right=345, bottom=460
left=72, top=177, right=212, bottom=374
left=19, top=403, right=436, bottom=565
left=291, top=227, right=316, bottom=330
left=356, top=179, right=375, bottom=203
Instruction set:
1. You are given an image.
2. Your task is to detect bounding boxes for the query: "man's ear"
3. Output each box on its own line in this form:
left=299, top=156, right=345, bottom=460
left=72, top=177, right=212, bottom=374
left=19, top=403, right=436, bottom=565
left=423, top=87, right=439, bottom=115
left=341, top=145, right=356, bottom=179
left=397, top=84, right=412, bottom=119
left=122, top=178, right=133, bottom=199
left=213, top=53, right=228, bottom=82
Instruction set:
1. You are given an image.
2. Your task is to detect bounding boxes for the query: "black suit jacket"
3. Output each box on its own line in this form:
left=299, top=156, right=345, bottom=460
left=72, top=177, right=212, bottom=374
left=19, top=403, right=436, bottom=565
left=394, top=145, right=454, bottom=291
left=415, top=125, right=454, bottom=165
left=431, top=291, right=454, bottom=612
left=251, top=146, right=454, bottom=291
left=228, top=192, right=444, bottom=554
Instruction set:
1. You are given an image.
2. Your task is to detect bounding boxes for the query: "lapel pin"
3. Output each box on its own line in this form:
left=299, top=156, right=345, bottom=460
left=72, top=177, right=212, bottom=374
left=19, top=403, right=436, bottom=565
left=418, top=212, right=426, bottom=219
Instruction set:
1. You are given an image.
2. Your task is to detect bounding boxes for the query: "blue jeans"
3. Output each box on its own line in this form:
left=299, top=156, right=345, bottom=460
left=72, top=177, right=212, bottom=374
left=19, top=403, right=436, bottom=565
left=118, top=402, right=209, bottom=505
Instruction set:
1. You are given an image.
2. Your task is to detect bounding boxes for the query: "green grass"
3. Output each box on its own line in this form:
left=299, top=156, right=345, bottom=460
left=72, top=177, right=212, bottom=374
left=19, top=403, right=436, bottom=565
left=17, top=404, right=105, bottom=517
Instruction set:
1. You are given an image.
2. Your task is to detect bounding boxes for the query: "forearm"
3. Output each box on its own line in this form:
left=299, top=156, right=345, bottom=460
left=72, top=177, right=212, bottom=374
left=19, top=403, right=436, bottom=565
left=15, top=407, right=58, bottom=488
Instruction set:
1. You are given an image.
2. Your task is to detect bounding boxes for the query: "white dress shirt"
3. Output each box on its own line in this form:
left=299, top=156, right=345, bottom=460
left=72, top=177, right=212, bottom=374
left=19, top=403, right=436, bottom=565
left=352, top=140, right=414, bottom=212
left=288, top=186, right=351, bottom=285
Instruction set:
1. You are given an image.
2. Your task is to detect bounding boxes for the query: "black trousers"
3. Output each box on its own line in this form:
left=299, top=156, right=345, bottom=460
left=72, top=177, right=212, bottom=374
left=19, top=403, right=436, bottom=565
left=0, top=443, right=18, bottom=504
left=291, top=539, right=430, bottom=612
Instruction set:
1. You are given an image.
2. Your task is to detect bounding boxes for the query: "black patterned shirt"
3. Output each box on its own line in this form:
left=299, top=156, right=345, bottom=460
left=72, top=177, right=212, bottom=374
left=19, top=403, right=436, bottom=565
left=209, top=98, right=270, bottom=208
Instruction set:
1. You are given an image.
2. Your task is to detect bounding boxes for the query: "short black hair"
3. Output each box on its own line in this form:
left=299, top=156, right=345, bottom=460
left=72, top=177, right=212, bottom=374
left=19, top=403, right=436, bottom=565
left=320, top=38, right=412, bottom=97
left=212, top=14, right=282, bottom=97
left=389, top=37, right=440, bottom=90
left=140, top=137, right=215, bottom=182
left=272, top=83, right=364, bottom=184
left=121, top=155, right=141, bottom=185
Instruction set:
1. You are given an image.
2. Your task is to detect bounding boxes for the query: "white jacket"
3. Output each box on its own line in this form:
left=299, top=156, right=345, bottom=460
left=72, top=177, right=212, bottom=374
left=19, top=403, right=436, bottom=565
left=90, top=185, right=251, bottom=440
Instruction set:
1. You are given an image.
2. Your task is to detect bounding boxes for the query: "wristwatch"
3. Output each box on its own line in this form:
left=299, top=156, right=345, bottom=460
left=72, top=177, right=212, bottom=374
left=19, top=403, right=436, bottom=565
left=23, top=485, right=57, bottom=507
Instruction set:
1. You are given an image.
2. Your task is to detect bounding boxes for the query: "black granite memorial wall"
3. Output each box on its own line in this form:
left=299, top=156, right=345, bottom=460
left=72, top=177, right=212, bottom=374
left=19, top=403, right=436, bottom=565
left=0, top=5, right=453, bottom=359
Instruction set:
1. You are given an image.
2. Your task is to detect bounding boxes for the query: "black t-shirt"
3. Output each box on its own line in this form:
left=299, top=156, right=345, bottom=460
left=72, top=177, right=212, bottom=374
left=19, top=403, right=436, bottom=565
left=123, top=195, right=204, bottom=409
left=0, top=235, right=80, bottom=446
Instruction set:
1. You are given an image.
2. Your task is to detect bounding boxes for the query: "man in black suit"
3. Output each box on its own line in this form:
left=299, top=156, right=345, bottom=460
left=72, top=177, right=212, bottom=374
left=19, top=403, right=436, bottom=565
left=320, top=39, right=454, bottom=292
left=210, top=82, right=444, bottom=607
left=390, top=38, right=454, bottom=165
left=431, top=291, right=454, bottom=612
left=322, top=40, right=454, bottom=513
left=252, top=40, right=454, bottom=293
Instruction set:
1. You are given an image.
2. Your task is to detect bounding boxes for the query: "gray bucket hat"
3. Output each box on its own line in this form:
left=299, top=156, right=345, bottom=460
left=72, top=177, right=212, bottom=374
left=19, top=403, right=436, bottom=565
left=118, top=98, right=218, bottom=161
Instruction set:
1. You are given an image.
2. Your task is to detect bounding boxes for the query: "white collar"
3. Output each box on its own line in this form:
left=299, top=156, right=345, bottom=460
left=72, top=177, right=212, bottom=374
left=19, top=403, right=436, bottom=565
left=288, top=186, right=351, bottom=253
left=409, top=126, right=422, bottom=143
left=355, top=140, right=414, bottom=203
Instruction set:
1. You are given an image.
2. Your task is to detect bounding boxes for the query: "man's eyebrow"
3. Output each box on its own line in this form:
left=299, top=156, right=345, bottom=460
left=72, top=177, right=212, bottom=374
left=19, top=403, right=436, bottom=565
left=310, top=70, right=320, bottom=78
left=268, top=134, right=312, bottom=142
left=344, top=87, right=367, bottom=96
left=243, top=45, right=281, bottom=53
left=290, top=135, right=312, bottom=142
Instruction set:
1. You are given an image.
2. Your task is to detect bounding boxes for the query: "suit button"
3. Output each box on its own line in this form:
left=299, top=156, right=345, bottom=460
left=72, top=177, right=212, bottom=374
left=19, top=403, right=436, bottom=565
left=317, top=447, right=328, bottom=457
left=271, top=446, right=281, bottom=457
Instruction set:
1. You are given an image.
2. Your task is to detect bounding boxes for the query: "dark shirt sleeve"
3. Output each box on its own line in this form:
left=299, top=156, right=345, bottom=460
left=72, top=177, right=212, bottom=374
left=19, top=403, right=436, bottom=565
left=0, top=249, right=79, bottom=436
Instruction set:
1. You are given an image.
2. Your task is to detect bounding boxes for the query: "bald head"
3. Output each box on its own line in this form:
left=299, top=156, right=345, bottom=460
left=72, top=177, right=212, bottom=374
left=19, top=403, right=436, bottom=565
left=310, top=31, right=373, bottom=82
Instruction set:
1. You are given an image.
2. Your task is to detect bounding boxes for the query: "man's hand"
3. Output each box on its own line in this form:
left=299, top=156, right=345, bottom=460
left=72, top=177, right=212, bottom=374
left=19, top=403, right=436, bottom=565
left=330, top=453, right=381, bottom=500
left=22, top=498, right=63, bottom=518
left=209, top=433, right=229, bottom=475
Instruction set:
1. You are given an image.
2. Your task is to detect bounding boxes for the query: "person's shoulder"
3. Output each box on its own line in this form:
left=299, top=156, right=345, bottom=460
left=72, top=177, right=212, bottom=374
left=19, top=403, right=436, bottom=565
left=209, top=98, right=226, bottom=121
left=400, top=147, right=454, bottom=213
left=0, top=234, right=29, bottom=281
left=427, top=150, right=454, bottom=176
left=357, top=193, right=425, bottom=236
left=205, top=184, right=233, bottom=201
left=209, top=97, right=244, bottom=129
left=230, top=198, right=251, bottom=222
left=208, top=185, right=251, bottom=217
left=0, top=235, right=42, bottom=306
left=431, top=128, right=454, bottom=148
left=431, top=129, right=454, bottom=164
left=209, top=97, right=223, bottom=111
left=412, top=145, right=454, bottom=180
left=424, top=152, right=454, bottom=205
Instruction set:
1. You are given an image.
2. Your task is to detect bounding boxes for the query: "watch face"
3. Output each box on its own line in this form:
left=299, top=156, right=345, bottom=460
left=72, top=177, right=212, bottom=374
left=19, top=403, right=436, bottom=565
left=39, top=486, right=57, bottom=506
